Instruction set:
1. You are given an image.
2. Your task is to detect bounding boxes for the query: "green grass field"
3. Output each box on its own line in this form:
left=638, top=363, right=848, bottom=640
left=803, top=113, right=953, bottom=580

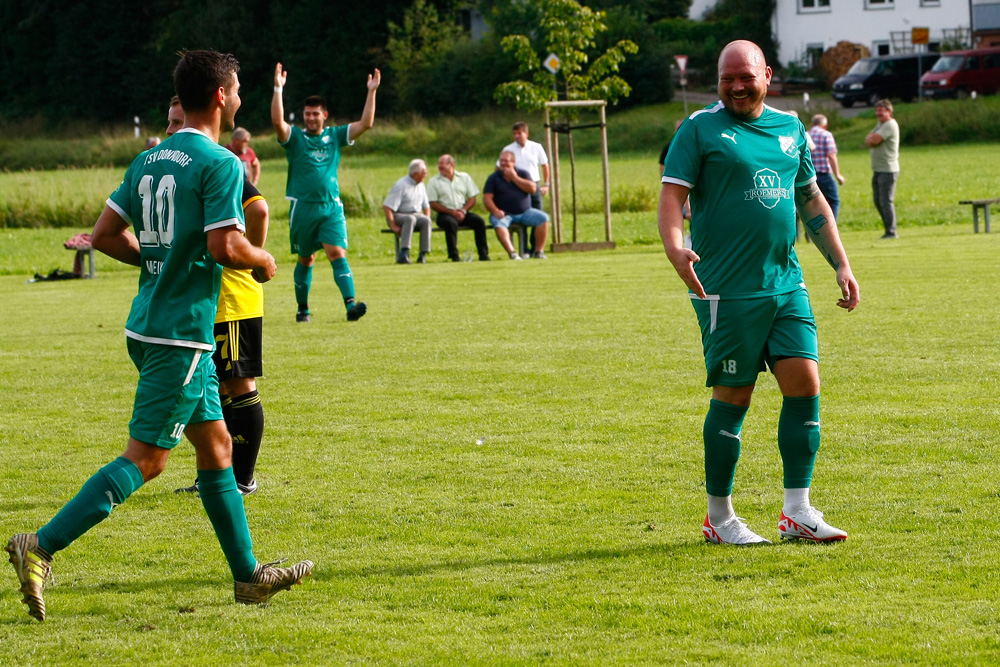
left=2, top=218, right=1000, bottom=663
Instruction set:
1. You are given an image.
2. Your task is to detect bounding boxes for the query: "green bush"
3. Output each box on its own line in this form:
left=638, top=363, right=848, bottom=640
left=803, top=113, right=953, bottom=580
left=830, top=95, right=1000, bottom=152
left=0, top=198, right=102, bottom=229
left=573, top=183, right=658, bottom=214
left=0, top=131, right=144, bottom=171
left=339, top=184, right=383, bottom=219
left=3, top=96, right=1000, bottom=174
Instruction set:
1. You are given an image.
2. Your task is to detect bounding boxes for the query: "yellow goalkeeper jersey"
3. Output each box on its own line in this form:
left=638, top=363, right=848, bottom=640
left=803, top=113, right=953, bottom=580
left=215, top=182, right=265, bottom=323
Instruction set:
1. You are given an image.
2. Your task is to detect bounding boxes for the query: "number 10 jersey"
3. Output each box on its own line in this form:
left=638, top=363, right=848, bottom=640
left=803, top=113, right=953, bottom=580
left=107, top=128, right=245, bottom=350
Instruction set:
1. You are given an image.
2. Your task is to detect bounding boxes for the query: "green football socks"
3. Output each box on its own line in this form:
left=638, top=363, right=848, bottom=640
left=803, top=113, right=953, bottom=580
left=293, top=262, right=313, bottom=311
left=703, top=399, right=749, bottom=497
left=36, top=456, right=144, bottom=555
left=228, top=390, right=264, bottom=487
left=331, top=257, right=355, bottom=306
left=198, top=467, right=256, bottom=582
left=778, top=394, right=821, bottom=489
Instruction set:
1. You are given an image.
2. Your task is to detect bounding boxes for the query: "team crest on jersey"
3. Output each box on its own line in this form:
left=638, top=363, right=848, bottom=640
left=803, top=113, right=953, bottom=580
left=779, top=135, right=797, bottom=157
left=322, top=135, right=331, bottom=144
left=744, top=168, right=791, bottom=210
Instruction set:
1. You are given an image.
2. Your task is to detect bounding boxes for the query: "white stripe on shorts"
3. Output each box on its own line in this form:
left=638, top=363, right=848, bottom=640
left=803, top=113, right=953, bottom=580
left=183, top=350, right=202, bottom=387
left=690, top=294, right=721, bottom=333
left=287, top=196, right=299, bottom=229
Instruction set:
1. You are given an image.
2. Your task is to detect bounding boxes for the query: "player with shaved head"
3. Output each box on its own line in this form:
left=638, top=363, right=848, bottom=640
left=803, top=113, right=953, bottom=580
left=658, top=40, right=860, bottom=545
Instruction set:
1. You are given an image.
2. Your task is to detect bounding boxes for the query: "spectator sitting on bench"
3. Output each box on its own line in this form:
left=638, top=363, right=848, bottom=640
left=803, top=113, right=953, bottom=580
left=383, top=159, right=432, bottom=264
left=483, top=151, right=549, bottom=260
left=427, top=154, right=490, bottom=262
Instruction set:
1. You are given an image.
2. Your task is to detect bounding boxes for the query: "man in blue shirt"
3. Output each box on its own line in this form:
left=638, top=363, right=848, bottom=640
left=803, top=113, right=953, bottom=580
left=483, top=151, right=550, bottom=260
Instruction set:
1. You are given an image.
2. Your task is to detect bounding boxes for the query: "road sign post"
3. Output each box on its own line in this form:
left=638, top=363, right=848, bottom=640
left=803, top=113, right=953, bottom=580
left=674, top=54, right=689, bottom=116
left=913, top=28, right=929, bottom=101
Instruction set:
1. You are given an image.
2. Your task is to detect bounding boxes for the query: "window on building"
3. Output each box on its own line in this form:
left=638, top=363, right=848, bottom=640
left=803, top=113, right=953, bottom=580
left=799, top=0, right=831, bottom=13
left=873, top=41, right=891, bottom=56
left=919, top=0, right=940, bottom=6
left=865, top=0, right=893, bottom=9
left=806, top=44, right=825, bottom=70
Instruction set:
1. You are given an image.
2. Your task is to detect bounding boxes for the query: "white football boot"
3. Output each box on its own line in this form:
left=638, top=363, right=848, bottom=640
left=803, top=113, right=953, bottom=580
left=702, top=515, right=771, bottom=546
left=779, top=506, right=847, bottom=542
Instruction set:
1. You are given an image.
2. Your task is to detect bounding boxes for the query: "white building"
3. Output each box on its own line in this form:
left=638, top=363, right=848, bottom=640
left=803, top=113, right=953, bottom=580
left=689, top=0, right=974, bottom=68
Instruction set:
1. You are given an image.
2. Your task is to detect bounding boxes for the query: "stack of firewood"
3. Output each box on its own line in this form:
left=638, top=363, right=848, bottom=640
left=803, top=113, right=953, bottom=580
left=819, top=41, right=871, bottom=87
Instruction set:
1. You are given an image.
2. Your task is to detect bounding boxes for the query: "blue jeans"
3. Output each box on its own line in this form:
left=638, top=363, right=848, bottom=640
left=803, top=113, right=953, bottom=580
left=815, top=172, right=840, bottom=220
left=489, top=208, right=549, bottom=229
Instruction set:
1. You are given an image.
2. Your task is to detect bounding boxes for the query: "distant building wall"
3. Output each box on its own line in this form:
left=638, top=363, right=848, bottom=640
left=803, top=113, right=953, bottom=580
left=973, top=1, right=1000, bottom=46
left=688, top=1, right=970, bottom=68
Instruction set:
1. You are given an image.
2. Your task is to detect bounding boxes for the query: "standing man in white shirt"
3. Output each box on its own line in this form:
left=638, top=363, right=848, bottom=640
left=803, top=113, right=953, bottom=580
left=501, top=121, right=550, bottom=255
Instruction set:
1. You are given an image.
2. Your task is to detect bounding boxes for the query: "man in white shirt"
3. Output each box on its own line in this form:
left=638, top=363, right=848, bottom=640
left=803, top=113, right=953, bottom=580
left=501, top=122, right=550, bottom=255
left=383, top=159, right=432, bottom=264
left=501, top=122, right=550, bottom=210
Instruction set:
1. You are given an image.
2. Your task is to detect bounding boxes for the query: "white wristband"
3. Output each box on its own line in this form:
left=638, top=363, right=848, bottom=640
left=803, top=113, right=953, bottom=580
left=273, top=86, right=283, bottom=93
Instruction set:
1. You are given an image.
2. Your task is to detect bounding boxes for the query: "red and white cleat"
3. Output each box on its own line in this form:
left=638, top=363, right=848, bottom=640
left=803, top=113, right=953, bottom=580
left=702, top=515, right=770, bottom=546
left=779, top=507, right=847, bottom=542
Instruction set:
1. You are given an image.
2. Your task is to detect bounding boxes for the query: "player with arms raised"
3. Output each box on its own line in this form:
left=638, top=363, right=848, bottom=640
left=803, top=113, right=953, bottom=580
left=659, top=40, right=860, bottom=545
left=272, top=62, right=380, bottom=323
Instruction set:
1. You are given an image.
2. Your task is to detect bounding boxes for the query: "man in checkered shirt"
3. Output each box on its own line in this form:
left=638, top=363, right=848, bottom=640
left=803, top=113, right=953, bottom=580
left=808, top=115, right=845, bottom=220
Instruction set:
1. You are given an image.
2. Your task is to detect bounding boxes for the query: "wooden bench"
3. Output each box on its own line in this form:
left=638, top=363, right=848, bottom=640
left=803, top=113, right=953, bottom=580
left=958, top=198, right=1000, bottom=233
left=381, top=223, right=529, bottom=257
left=63, top=234, right=96, bottom=278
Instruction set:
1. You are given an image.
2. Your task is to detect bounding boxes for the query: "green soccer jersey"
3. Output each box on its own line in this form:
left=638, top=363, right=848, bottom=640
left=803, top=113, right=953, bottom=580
left=107, top=128, right=245, bottom=350
left=281, top=124, right=352, bottom=203
left=663, top=102, right=816, bottom=298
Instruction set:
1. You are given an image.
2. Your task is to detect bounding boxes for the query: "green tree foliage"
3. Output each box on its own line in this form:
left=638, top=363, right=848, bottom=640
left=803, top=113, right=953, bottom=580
left=386, top=0, right=465, bottom=111
left=494, top=0, right=638, bottom=111
left=701, top=0, right=777, bottom=65
left=0, top=0, right=437, bottom=130
left=653, top=0, right=778, bottom=82
left=597, top=6, right=674, bottom=107
left=585, top=0, right=692, bottom=22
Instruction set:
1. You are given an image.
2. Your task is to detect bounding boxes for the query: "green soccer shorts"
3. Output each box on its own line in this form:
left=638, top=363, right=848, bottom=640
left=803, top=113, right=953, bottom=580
left=288, top=197, right=348, bottom=256
left=126, top=338, right=223, bottom=448
left=690, top=287, right=818, bottom=388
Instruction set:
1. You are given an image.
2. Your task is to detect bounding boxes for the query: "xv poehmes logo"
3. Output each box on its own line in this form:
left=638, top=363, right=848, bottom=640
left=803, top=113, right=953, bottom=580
left=744, top=168, right=791, bottom=210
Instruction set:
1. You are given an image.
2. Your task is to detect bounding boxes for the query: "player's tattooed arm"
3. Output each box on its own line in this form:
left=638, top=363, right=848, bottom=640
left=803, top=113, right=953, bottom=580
left=794, top=181, right=824, bottom=207
left=794, top=183, right=860, bottom=311
left=795, top=183, right=839, bottom=270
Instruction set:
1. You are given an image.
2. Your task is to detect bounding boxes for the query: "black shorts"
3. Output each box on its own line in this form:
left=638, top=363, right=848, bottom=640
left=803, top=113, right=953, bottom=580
left=213, top=317, right=263, bottom=381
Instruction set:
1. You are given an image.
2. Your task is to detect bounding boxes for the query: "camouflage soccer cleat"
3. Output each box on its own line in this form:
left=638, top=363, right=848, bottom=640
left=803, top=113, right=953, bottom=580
left=234, top=559, right=314, bottom=605
left=6, top=533, right=53, bottom=622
